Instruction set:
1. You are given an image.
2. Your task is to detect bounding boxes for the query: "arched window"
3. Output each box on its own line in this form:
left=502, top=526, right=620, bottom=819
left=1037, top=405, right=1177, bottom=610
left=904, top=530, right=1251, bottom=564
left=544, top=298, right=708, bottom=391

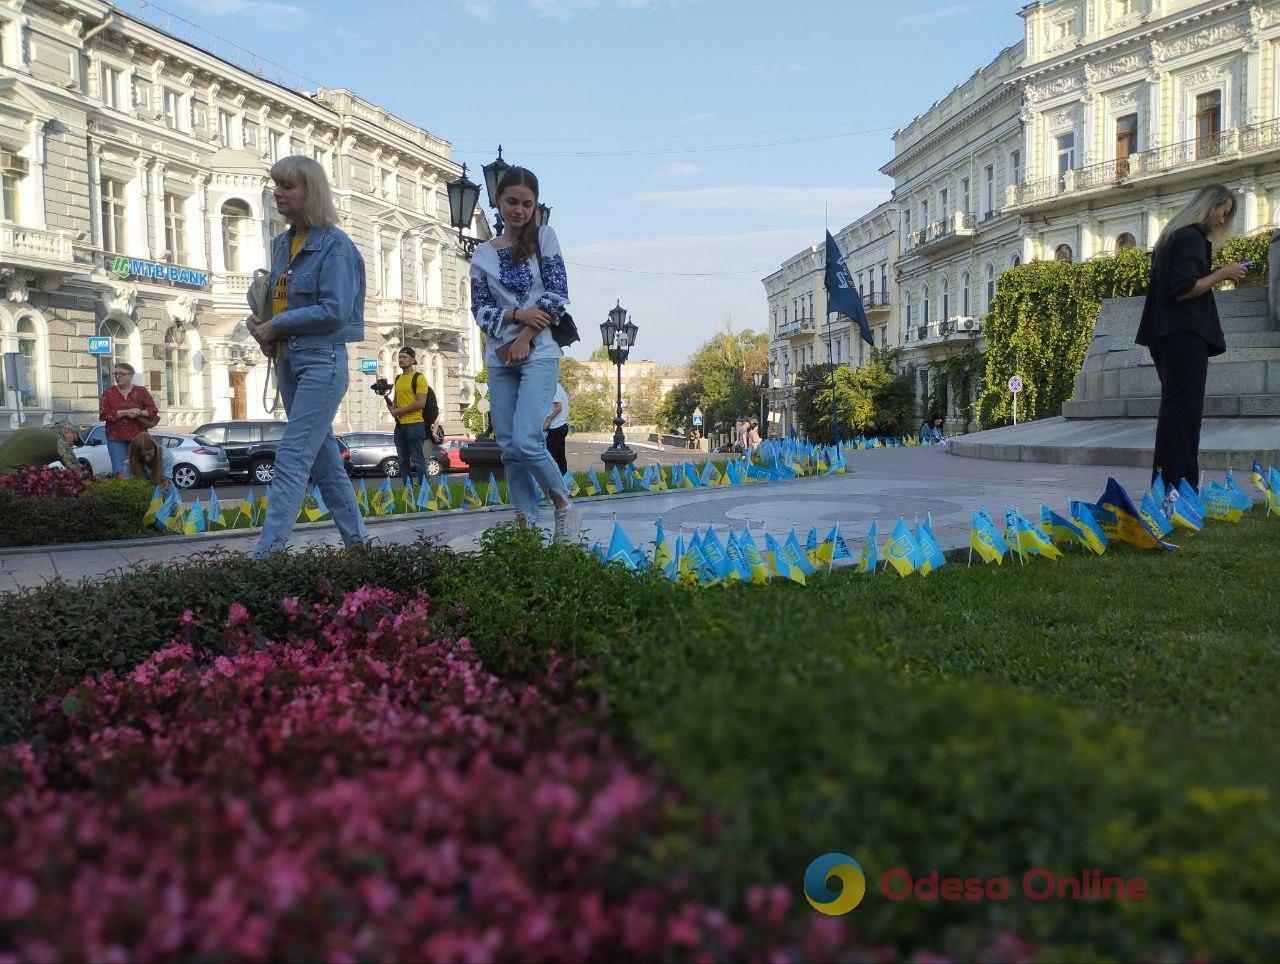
left=985, top=263, right=996, bottom=307
left=922, top=284, right=931, bottom=326
left=961, top=271, right=971, bottom=316
left=1054, top=243, right=1073, bottom=263
left=97, top=317, right=130, bottom=391
left=221, top=200, right=252, bottom=272
left=164, top=328, right=190, bottom=406
left=941, top=277, right=950, bottom=320
left=1115, top=232, right=1137, bottom=251
left=1011, top=254, right=1022, bottom=267
left=16, top=317, right=39, bottom=407
left=905, top=292, right=913, bottom=328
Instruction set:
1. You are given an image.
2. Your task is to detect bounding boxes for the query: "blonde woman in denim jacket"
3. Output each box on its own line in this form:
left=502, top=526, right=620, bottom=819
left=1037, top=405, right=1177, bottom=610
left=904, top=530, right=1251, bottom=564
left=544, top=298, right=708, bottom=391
left=246, top=155, right=368, bottom=558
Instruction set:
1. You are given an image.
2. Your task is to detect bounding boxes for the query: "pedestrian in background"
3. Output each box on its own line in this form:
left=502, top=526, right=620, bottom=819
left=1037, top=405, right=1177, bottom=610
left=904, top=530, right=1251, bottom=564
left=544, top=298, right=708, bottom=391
left=99, top=361, right=158, bottom=476
left=385, top=346, right=429, bottom=484
left=0, top=421, right=83, bottom=476
left=127, top=431, right=174, bottom=493
left=1137, top=184, right=1248, bottom=491
left=469, top=166, right=579, bottom=542
left=544, top=381, right=569, bottom=475
left=246, top=154, right=368, bottom=558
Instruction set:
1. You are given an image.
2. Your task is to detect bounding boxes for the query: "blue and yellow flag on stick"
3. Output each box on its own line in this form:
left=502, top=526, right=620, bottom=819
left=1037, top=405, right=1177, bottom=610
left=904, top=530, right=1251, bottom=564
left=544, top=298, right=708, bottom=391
left=724, top=532, right=753, bottom=582
left=563, top=470, right=581, bottom=498
left=1270, top=467, right=1280, bottom=516
left=462, top=477, right=483, bottom=509
left=860, top=520, right=879, bottom=573
left=1150, top=472, right=1167, bottom=507
left=665, top=535, right=684, bottom=580
left=916, top=517, right=947, bottom=575
left=371, top=476, right=394, bottom=517
left=1166, top=490, right=1204, bottom=533
left=436, top=480, right=454, bottom=509
left=206, top=488, right=224, bottom=531
left=604, top=465, right=621, bottom=495
left=1140, top=490, right=1174, bottom=537
left=884, top=518, right=923, bottom=577
left=416, top=479, right=434, bottom=512
left=605, top=522, right=637, bottom=569
left=970, top=509, right=1006, bottom=565
left=182, top=498, right=207, bottom=535
left=653, top=518, right=673, bottom=574
left=487, top=473, right=504, bottom=506
left=765, top=532, right=805, bottom=584
left=784, top=529, right=817, bottom=576
left=1096, top=478, right=1177, bottom=550
left=1040, top=504, right=1086, bottom=547
left=1005, top=508, right=1062, bottom=560
left=356, top=479, right=371, bottom=517
left=1068, top=500, right=1109, bottom=554
left=1252, top=460, right=1269, bottom=496
left=143, top=485, right=164, bottom=527
left=700, top=527, right=735, bottom=580
left=230, top=490, right=253, bottom=529
left=586, top=467, right=602, bottom=496
left=739, top=528, right=770, bottom=583
left=825, top=524, right=853, bottom=566
left=256, top=485, right=271, bottom=525
left=1178, top=479, right=1209, bottom=520
left=1199, top=482, right=1243, bottom=523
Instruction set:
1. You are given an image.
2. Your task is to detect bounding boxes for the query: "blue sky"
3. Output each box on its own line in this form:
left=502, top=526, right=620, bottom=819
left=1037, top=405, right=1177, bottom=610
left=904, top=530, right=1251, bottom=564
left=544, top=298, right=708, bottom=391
left=130, top=0, right=1026, bottom=364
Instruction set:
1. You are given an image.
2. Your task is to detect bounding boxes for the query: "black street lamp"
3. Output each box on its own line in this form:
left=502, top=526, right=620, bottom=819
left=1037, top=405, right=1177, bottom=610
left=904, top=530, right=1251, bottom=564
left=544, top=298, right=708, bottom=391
left=753, top=369, right=765, bottom=439
left=445, top=164, right=481, bottom=259
left=536, top=203, right=552, bottom=227
left=481, top=145, right=511, bottom=234
left=599, top=300, right=639, bottom=471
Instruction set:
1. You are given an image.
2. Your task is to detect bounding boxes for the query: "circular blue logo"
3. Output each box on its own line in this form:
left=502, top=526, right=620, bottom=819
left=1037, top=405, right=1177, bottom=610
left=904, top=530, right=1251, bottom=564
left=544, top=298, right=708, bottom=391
left=803, top=852, right=866, bottom=915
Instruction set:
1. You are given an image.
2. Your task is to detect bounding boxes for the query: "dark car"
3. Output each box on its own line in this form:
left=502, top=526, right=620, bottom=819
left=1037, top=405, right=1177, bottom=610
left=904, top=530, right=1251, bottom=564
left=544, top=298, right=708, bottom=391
left=194, top=420, right=287, bottom=484
left=344, top=432, right=447, bottom=479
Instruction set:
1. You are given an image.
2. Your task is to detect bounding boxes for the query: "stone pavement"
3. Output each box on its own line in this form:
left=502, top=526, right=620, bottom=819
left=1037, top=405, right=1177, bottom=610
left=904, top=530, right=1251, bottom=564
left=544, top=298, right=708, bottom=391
left=0, top=448, right=1175, bottom=592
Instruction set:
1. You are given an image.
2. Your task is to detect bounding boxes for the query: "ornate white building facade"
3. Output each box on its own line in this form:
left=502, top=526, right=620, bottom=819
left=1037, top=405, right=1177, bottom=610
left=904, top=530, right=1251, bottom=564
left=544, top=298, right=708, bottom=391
left=0, top=0, right=485, bottom=436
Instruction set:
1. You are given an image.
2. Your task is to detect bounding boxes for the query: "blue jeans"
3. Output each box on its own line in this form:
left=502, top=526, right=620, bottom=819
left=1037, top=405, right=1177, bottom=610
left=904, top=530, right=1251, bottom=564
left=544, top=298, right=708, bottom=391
left=107, top=439, right=131, bottom=476
left=393, top=422, right=428, bottom=482
left=254, top=344, right=367, bottom=558
left=488, top=358, right=567, bottom=523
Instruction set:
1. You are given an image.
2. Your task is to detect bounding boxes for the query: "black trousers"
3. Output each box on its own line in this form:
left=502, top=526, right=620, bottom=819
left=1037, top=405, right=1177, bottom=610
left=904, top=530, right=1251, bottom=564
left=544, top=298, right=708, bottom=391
left=1149, top=331, right=1209, bottom=491
left=545, top=424, right=568, bottom=475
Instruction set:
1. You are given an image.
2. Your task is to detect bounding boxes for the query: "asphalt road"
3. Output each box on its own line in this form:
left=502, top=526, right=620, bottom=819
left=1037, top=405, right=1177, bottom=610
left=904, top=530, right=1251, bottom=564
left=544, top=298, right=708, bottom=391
left=197, top=439, right=715, bottom=503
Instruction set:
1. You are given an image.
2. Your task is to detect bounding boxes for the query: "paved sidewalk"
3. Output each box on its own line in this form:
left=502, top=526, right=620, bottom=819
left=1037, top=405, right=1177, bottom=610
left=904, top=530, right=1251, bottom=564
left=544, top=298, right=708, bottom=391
left=0, top=448, right=1167, bottom=592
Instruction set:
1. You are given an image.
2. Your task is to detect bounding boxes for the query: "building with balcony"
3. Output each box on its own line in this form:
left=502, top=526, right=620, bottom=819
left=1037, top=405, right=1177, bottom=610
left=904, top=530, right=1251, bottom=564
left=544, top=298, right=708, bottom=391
left=883, top=42, right=1027, bottom=427
left=1008, top=0, right=1280, bottom=262
left=0, top=0, right=486, bottom=436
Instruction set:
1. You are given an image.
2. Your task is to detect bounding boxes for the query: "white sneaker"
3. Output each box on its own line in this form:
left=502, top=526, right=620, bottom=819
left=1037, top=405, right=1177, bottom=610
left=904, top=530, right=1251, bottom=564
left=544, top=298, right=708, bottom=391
left=553, top=503, right=581, bottom=544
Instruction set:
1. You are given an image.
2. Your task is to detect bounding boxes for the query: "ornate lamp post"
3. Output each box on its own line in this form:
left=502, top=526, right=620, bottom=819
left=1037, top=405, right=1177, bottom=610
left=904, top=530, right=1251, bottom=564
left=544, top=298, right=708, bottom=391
left=481, top=146, right=511, bottom=234
left=445, top=164, right=481, bottom=259
left=753, top=370, right=765, bottom=438
left=460, top=385, right=505, bottom=484
left=786, top=370, right=797, bottom=439
left=599, top=300, right=639, bottom=471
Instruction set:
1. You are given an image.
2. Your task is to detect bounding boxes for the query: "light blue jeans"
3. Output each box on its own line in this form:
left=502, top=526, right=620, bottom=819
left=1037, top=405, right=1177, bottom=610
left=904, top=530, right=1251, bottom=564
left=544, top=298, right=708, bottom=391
left=254, top=343, right=367, bottom=558
left=107, top=439, right=131, bottom=476
left=488, top=357, right=568, bottom=523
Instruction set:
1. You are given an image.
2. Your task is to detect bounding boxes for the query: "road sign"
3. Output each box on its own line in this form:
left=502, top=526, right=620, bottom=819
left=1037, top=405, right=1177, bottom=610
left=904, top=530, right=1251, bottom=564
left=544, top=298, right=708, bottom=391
left=87, top=337, right=112, bottom=355
left=692, top=413, right=703, bottom=426
left=1008, top=375, right=1023, bottom=394
left=360, top=358, right=378, bottom=373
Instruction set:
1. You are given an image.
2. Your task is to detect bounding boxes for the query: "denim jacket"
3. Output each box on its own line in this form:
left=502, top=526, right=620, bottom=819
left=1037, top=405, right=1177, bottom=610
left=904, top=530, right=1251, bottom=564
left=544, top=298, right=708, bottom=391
left=268, top=224, right=365, bottom=348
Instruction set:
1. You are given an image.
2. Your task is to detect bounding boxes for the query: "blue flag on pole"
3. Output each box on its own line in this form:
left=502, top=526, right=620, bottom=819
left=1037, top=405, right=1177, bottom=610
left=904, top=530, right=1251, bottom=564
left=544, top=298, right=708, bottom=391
left=825, top=230, right=873, bottom=345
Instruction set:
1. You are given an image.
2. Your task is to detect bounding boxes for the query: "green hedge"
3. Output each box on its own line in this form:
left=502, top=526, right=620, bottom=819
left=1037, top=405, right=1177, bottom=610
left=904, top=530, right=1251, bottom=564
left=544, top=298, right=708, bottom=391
left=0, top=478, right=153, bottom=548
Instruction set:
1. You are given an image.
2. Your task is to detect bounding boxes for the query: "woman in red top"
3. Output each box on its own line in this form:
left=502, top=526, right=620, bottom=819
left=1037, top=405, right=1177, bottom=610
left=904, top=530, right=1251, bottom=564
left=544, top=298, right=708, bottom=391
left=98, top=361, right=159, bottom=476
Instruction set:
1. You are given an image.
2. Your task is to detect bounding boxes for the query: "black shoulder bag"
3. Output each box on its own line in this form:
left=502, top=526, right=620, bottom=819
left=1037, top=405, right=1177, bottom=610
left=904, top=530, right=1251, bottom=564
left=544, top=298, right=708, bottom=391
left=535, top=229, right=581, bottom=348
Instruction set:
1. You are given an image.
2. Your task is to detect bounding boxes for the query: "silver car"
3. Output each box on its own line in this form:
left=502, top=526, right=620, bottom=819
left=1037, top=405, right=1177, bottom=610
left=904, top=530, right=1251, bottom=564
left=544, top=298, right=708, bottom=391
left=343, top=432, right=446, bottom=479
left=65, top=424, right=231, bottom=490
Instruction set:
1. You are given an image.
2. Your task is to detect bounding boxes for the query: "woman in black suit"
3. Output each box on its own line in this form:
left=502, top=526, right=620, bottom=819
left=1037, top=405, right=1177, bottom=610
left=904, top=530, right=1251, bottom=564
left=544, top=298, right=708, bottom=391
left=1136, top=184, right=1248, bottom=491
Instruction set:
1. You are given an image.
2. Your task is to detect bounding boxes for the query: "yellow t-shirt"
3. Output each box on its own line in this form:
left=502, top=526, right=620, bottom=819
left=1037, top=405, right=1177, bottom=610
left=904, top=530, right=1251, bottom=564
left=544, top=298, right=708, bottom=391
left=393, top=370, right=426, bottom=425
left=271, top=231, right=308, bottom=319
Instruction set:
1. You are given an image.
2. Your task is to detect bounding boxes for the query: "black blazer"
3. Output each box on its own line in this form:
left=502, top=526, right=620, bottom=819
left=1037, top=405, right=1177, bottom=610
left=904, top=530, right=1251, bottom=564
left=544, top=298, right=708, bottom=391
left=1136, top=225, right=1225, bottom=356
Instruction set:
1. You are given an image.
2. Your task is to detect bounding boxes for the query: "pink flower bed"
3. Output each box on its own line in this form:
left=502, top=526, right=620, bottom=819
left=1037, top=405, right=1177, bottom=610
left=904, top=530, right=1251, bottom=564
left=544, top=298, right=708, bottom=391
left=0, top=464, right=88, bottom=500
left=0, top=587, right=1032, bottom=962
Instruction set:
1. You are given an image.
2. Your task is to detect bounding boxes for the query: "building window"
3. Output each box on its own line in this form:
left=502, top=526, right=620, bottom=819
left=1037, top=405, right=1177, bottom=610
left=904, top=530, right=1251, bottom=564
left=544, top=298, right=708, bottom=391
left=961, top=271, right=971, bottom=316
left=920, top=199, right=929, bottom=229
left=0, top=151, right=26, bottom=223
left=164, top=329, right=190, bottom=407
left=1115, top=232, right=1137, bottom=251
left=1056, top=132, right=1076, bottom=179
left=960, top=177, right=971, bottom=215
left=1010, top=149, right=1022, bottom=185
left=381, top=244, right=396, bottom=297
left=312, top=146, right=331, bottom=172
left=217, top=110, right=234, bottom=148
left=100, top=65, right=122, bottom=109
left=984, top=165, right=995, bottom=216
left=904, top=210, right=911, bottom=237
left=1196, top=90, right=1222, bottom=157
left=880, top=265, right=887, bottom=297
left=939, top=187, right=949, bottom=218
left=1115, top=114, right=1138, bottom=175
left=380, top=168, right=395, bottom=199
left=164, top=194, right=186, bottom=263
left=162, top=89, right=181, bottom=129
left=922, top=284, right=931, bottom=326
left=941, top=276, right=950, bottom=319
left=269, top=130, right=286, bottom=162
left=97, top=318, right=129, bottom=391
left=100, top=177, right=126, bottom=253
left=1055, top=243, right=1074, bottom=263
left=17, top=317, right=38, bottom=407
left=221, top=200, right=251, bottom=272
left=808, top=292, right=814, bottom=319
left=868, top=273, right=875, bottom=300
left=905, top=293, right=912, bottom=328
left=985, top=263, right=996, bottom=306
left=421, top=183, right=434, bottom=214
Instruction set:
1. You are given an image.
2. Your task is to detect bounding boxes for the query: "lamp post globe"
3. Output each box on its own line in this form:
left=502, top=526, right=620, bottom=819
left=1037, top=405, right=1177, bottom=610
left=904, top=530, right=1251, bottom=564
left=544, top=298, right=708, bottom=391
left=536, top=203, right=552, bottom=227
left=446, top=164, right=481, bottom=258
left=460, top=386, right=506, bottom=484
left=600, top=300, right=638, bottom=472
left=481, top=146, right=511, bottom=213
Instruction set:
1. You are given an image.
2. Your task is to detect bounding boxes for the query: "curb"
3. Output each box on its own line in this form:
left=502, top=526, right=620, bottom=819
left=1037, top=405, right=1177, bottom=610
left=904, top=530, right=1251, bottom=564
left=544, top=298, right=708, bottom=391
left=0, top=471, right=845, bottom=557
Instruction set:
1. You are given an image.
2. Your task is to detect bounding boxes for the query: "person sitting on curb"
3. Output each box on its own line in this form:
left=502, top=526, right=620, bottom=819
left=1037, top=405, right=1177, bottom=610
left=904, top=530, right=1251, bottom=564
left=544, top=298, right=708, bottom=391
left=0, top=421, right=85, bottom=476
left=919, top=414, right=945, bottom=443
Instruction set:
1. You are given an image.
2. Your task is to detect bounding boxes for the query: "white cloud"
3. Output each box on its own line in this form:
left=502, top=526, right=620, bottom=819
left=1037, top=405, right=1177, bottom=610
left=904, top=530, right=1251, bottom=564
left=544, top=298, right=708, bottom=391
left=652, top=162, right=705, bottom=179
left=561, top=228, right=822, bottom=364
left=787, top=64, right=807, bottom=73
left=170, top=0, right=310, bottom=27
left=631, top=186, right=890, bottom=220
left=899, top=3, right=981, bottom=25
left=685, top=112, right=715, bottom=123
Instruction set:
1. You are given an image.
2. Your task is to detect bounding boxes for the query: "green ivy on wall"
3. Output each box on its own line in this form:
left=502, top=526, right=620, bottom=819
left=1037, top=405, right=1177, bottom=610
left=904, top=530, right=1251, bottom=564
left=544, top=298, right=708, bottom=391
left=976, top=232, right=1271, bottom=428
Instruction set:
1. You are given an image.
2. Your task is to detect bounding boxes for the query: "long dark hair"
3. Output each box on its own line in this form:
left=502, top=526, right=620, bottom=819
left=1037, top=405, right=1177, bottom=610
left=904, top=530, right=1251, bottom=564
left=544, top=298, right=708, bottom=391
left=128, top=432, right=165, bottom=486
left=497, top=166, right=540, bottom=264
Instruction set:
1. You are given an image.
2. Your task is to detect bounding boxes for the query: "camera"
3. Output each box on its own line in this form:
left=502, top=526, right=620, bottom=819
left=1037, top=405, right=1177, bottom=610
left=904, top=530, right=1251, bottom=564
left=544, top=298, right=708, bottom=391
left=370, top=377, right=392, bottom=398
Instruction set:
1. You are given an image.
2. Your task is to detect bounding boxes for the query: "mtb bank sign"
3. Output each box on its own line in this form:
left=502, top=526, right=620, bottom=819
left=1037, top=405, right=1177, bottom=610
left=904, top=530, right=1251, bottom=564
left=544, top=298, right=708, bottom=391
left=109, top=256, right=209, bottom=289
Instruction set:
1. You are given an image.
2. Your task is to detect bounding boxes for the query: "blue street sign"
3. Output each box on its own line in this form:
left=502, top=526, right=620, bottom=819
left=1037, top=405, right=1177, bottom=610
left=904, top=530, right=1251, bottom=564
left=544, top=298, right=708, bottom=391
left=360, top=358, right=378, bottom=373
left=692, top=414, right=703, bottom=425
left=87, top=337, right=112, bottom=355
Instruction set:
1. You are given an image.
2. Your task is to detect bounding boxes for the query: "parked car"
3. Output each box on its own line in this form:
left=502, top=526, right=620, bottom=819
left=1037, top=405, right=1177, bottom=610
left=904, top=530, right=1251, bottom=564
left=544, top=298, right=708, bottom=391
left=440, top=436, right=474, bottom=473
left=193, top=420, right=287, bottom=484
left=54, top=424, right=230, bottom=489
left=343, top=432, right=447, bottom=479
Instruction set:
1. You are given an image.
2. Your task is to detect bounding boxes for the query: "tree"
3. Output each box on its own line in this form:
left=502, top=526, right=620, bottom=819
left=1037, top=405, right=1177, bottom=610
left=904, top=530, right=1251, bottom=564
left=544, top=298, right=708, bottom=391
left=588, top=345, right=612, bottom=363
left=682, top=329, right=770, bottom=434
left=794, top=351, right=913, bottom=443
left=657, top=381, right=701, bottom=435
left=624, top=369, right=664, bottom=426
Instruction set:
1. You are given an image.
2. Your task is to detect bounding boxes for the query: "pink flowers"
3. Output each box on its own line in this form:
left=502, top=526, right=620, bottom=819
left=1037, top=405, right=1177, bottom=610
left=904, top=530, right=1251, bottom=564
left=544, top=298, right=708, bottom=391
left=0, top=587, right=1032, bottom=961
left=0, top=464, right=89, bottom=500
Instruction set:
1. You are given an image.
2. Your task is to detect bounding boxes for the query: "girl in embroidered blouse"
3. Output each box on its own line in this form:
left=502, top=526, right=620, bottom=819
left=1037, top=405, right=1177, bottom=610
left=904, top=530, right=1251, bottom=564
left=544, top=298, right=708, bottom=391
left=470, top=167, right=580, bottom=543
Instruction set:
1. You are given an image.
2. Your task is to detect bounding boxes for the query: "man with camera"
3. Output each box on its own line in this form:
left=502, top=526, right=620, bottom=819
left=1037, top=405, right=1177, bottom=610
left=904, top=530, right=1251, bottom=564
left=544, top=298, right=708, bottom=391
left=381, top=347, right=431, bottom=485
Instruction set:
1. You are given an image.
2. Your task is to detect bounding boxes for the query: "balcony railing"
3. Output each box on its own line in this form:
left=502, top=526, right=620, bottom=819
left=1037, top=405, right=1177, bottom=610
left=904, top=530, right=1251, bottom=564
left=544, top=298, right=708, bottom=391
left=0, top=223, right=76, bottom=267
left=1009, top=122, right=1280, bottom=208
left=902, top=316, right=981, bottom=345
left=862, top=291, right=892, bottom=311
left=906, top=211, right=976, bottom=252
left=776, top=316, right=816, bottom=339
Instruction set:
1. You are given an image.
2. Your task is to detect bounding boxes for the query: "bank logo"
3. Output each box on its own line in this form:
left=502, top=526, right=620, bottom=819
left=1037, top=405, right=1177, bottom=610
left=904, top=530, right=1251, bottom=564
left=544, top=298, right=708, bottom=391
left=803, top=852, right=866, bottom=915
